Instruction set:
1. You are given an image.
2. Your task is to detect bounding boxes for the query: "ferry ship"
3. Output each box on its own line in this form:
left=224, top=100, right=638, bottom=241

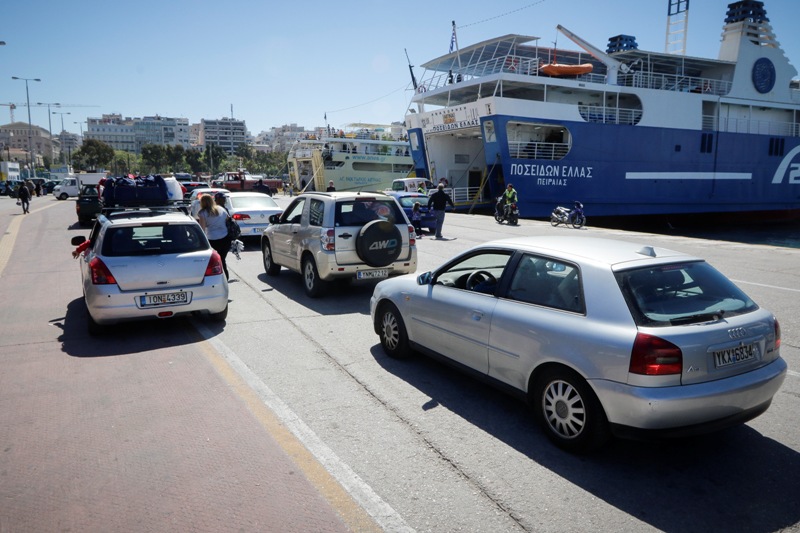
left=404, top=1, right=800, bottom=217
left=287, top=123, right=416, bottom=192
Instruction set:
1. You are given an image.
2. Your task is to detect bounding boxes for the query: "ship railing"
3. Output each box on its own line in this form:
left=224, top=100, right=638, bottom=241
left=578, top=105, right=641, bottom=126
left=618, top=72, right=730, bottom=95
left=509, top=141, right=570, bottom=160
left=449, top=186, right=485, bottom=205
left=718, top=117, right=798, bottom=137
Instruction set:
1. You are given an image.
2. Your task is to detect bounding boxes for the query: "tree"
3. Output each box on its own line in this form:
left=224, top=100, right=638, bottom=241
left=203, top=144, right=227, bottom=175
left=73, top=139, right=114, bottom=171
left=140, top=144, right=167, bottom=174
left=234, top=143, right=253, bottom=160
left=185, top=149, right=205, bottom=174
left=166, top=144, right=186, bottom=172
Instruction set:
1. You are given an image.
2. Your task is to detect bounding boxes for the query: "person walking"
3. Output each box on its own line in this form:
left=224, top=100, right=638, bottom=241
left=411, top=201, right=423, bottom=238
left=197, top=193, right=232, bottom=280
left=427, top=183, right=454, bottom=239
left=17, top=180, right=31, bottom=214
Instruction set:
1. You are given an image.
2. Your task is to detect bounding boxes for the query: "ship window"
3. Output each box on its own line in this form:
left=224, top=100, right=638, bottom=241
left=506, top=122, right=570, bottom=161
left=768, top=137, right=785, bottom=157
left=409, top=131, right=420, bottom=151
left=483, top=121, right=496, bottom=143
left=700, top=133, right=714, bottom=153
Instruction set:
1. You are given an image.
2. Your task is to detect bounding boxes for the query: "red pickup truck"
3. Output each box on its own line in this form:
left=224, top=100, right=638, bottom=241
left=211, top=172, right=281, bottom=194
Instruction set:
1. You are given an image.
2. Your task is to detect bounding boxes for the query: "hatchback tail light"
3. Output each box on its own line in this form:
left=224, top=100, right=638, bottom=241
left=408, top=224, right=416, bottom=246
left=774, top=316, right=781, bottom=350
left=204, top=250, right=224, bottom=277
left=89, top=257, right=117, bottom=285
left=321, top=228, right=335, bottom=251
left=629, top=332, right=683, bottom=375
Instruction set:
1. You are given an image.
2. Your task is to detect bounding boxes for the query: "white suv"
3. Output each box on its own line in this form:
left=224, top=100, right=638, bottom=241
left=261, top=191, right=417, bottom=297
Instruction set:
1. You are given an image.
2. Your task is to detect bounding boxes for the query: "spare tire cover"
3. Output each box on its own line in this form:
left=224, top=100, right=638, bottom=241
left=356, top=220, right=404, bottom=267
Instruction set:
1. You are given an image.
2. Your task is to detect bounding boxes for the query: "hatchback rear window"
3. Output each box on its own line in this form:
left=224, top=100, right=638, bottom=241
left=615, top=261, right=758, bottom=326
left=103, top=224, right=207, bottom=256
left=335, top=199, right=404, bottom=226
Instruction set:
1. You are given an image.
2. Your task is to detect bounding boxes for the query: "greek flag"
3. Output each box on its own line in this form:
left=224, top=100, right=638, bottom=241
left=449, top=27, right=456, bottom=53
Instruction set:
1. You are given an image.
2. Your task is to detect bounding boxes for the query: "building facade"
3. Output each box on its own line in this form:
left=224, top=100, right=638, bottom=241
left=86, top=113, right=190, bottom=153
left=0, top=122, right=56, bottom=166
left=199, top=118, right=247, bottom=155
left=86, top=114, right=135, bottom=152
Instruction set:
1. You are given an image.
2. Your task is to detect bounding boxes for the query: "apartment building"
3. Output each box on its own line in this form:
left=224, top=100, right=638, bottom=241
left=199, top=118, right=247, bottom=155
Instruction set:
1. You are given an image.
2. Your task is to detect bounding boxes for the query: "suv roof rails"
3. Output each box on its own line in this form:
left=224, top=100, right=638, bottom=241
left=101, top=204, right=190, bottom=218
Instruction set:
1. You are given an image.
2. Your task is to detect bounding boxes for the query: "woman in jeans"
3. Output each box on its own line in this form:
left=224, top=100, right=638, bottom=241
left=197, top=193, right=232, bottom=280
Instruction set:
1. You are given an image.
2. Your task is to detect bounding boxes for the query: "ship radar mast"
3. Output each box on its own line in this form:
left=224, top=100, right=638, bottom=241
left=665, top=0, right=690, bottom=55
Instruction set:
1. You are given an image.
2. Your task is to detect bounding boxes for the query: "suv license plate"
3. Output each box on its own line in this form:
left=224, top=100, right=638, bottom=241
left=713, top=342, right=757, bottom=368
left=140, top=292, right=190, bottom=307
left=357, top=269, right=389, bottom=280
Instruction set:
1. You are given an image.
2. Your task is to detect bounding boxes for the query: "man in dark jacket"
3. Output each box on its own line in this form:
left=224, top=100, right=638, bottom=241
left=427, top=183, right=454, bottom=239
left=17, top=181, right=31, bottom=214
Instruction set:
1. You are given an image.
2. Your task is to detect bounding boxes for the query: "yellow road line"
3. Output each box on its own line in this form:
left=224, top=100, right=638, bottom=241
left=0, top=201, right=61, bottom=278
left=197, top=339, right=384, bottom=533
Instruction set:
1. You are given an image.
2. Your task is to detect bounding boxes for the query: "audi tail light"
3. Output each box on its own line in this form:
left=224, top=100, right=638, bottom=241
left=629, top=333, right=683, bottom=375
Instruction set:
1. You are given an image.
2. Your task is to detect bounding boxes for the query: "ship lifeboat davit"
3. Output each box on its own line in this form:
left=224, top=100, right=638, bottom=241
left=540, top=63, right=593, bottom=77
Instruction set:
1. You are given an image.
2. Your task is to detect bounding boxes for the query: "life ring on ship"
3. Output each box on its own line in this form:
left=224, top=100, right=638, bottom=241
left=417, top=85, right=427, bottom=93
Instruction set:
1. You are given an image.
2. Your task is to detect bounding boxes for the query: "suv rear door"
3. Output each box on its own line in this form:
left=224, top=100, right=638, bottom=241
left=271, top=197, right=306, bottom=271
left=333, top=198, right=409, bottom=267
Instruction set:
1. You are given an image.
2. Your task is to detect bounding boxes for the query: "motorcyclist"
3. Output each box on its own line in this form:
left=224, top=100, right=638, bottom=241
left=497, top=184, right=518, bottom=218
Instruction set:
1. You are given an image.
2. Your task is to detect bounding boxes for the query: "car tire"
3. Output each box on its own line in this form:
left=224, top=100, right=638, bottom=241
left=209, top=304, right=228, bottom=322
left=356, top=220, right=403, bottom=267
left=377, top=302, right=411, bottom=359
left=532, top=367, right=610, bottom=453
left=262, top=242, right=280, bottom=276
left=302, top=256, right=326, bottom=298
left=59, top=193, right=69, bottom=200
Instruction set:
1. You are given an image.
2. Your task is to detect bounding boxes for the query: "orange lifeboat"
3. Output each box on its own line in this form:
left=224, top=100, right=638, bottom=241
left=540, top=63, right=594, bottom=76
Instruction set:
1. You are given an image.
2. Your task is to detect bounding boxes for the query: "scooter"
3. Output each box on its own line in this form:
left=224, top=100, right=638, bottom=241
left=550, top=201, right=586, bottom=229
left=494, top=197, right=519, bottom=225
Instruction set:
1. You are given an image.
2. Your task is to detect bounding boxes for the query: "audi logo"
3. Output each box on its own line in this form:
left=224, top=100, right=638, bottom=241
left=728, top=327, right=747, bottom=339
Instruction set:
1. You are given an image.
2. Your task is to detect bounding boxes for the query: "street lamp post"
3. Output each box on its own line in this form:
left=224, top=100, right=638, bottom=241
left=53, top=111, right=71, bottom=164
left=12, top=76, right=41, bottom=177
left=37, top=102, right=60, bottom=162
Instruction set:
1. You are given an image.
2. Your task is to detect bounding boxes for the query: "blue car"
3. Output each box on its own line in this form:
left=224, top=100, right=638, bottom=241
left=386, top=191, right=436, bottom=235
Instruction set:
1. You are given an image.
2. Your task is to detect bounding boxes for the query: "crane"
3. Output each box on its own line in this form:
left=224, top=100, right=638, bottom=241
left=1, top=102, right=99, bottom=123
left=0, top=103, right=17, bottom=122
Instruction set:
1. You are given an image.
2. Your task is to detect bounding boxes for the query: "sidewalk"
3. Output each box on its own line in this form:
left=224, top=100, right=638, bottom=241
left=0, top=198, right=381, bottom=532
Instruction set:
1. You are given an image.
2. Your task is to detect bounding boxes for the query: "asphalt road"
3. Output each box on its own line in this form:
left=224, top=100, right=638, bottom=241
left=1, top=194, right=799, bottom=532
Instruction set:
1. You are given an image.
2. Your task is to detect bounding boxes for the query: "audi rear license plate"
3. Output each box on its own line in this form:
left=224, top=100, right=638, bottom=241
left=357, top=269, right=389, bottom=280
left=250, top=227, right=266, bottom=234
left=713, top=342, right=757, bottom=368
left=140, top=291, right=191, bottom=307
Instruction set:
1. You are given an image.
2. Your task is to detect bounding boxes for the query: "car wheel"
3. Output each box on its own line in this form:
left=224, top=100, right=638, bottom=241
left=533, top=367, right=610, bottom=453
left=209, top=304, right=228, bottom=322
left=377, top=302, right=411, bottom=359
left=59, top=193, right=68, bottom=200
left=356, top=220, right=403, bottom=267
left=302, top=256, right=326, bottom=298
left=262, top=242, right=280, bottom=276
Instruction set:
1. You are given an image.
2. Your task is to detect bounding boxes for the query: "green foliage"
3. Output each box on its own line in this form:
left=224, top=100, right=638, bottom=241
left=185, top=149, right=205, bottom=174
left=73, top=139, right=115, bottom=171
left=140, top=144, right=167, bottom=174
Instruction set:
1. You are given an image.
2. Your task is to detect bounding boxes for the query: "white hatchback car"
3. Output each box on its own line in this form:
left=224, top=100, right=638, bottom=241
left=370, top=236, right=786, bottom=452
left=71, top=207, right=229, bottom=334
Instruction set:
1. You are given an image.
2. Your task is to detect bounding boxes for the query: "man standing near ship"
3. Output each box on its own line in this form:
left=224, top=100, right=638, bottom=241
left=427, top=183, right=454, bottom=239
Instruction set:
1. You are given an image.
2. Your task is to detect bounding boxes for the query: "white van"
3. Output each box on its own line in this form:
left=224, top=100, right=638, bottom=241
left=53, top=173, right=105, bottom=200
left=390, top=178, right=434, bottom=193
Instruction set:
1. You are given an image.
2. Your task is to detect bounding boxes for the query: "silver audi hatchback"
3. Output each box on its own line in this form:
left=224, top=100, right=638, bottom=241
left=370, top=236, right=786, bottom=452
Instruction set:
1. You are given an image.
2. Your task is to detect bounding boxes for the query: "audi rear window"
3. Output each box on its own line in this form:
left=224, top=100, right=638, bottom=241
left=615, top=261, right=758, bottom=327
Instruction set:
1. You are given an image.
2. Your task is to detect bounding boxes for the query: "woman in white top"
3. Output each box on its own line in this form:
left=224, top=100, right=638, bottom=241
left=197, top=193, right=232, bottom=279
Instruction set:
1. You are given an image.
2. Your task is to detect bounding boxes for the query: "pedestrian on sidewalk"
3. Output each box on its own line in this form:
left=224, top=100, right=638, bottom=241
left=17, top=181, right=31, bottom=214
left=427, top=183, right=454, bottom=239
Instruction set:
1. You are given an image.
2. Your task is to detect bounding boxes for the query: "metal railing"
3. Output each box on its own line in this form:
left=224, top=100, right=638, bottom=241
left=508, top=141, right=570, bottom=160
left=578, top=105, right=642, bottom=125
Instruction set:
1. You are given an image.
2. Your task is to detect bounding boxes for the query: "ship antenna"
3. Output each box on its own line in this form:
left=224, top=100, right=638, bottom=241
left=404, top=48, right=418, bottom=90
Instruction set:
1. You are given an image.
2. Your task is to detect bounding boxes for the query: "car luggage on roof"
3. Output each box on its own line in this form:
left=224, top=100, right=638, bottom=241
left=102, top=175, right=169, bottom=207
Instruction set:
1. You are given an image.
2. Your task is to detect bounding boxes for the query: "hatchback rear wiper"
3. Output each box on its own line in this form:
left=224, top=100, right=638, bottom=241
left=669, top=310, right=725, bottom=325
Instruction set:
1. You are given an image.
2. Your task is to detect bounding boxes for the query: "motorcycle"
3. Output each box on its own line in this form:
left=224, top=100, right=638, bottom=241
left=550, top=201, right=586, bottom=229
left=494, top=197, right=519, bottom=225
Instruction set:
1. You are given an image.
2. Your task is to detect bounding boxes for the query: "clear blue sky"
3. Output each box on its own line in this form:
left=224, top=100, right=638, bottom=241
left=2, top=0, right=798, bottom=137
